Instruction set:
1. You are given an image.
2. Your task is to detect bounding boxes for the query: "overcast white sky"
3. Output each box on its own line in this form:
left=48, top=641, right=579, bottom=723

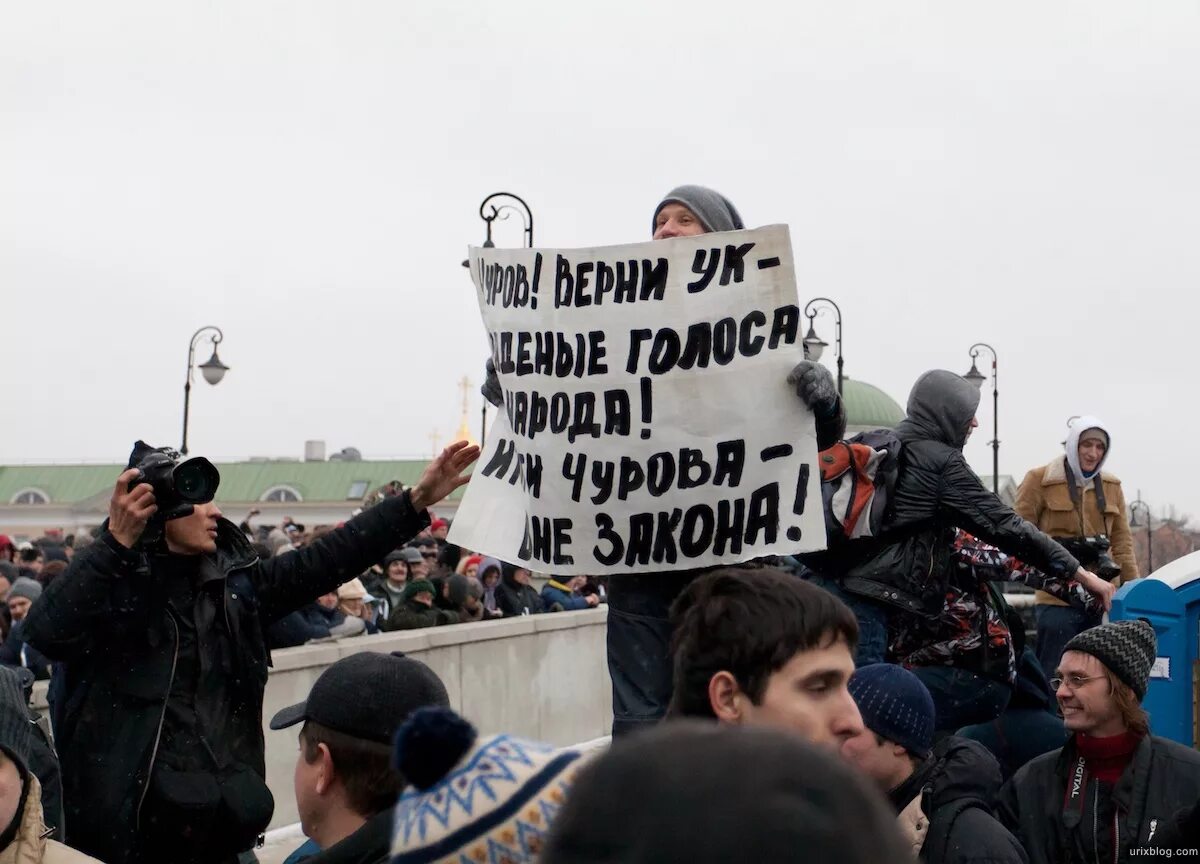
left=2, top=2, right=1198, bottom=516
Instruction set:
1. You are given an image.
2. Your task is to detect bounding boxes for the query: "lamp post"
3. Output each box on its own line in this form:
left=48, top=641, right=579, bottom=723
left=963, top=343, right=999, bottom=495
left=802, top=297, right=843, bottom=395
left=1130, top=494, right=1153, bottom=574
left=465, top=192, right=535, bottom=444
left=182, top=326, right=229, bottom=456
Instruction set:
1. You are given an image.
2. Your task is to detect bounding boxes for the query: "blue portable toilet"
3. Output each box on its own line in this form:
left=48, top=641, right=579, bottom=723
left=1110, top=552, right=1200, bottom=747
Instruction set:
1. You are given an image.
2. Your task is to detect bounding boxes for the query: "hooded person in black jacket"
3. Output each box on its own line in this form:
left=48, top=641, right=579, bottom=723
left=811, top=370, right=1105, bottom=668
left=22, top=440, right=477, bottom=864
left=494, top=563, right=544, bottom=616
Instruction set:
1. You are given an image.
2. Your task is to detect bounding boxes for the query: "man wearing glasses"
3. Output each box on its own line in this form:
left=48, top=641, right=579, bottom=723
left=998, top=619, right=1200, bottom=862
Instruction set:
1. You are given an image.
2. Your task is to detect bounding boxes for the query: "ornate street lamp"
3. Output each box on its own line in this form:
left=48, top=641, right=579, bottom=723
left=182, top=326, right=228, bottom=456
left=802, top=297, right=843, bottom=395
left=964, top=343, right=999, bottom=495
left=464, top=193, right=535, bottom=444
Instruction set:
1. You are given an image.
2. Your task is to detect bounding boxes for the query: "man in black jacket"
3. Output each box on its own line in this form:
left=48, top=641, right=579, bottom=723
left=23, top=440, right=477, bottom=864
left=812, top=370, right=1103, bottom=668
left=998, top=619, right=1200, bottom=862
left=842, top=663, right=1027, bottom=863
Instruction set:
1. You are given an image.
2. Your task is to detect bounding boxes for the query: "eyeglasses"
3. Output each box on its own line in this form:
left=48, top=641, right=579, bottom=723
left=1050, top=673, right=1105, bottom=691
left=421, top=552, right=438, bottom=559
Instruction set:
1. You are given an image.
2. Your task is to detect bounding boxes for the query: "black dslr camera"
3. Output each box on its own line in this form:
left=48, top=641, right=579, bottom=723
left=127, top=441, right=221, bottom=529
left=1057, top=535, right=1121, bottom=581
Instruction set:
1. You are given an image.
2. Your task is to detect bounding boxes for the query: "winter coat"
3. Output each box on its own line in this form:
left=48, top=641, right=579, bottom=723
left=900, top=737, right=1028, bottom=864
left=957, top=649, right=1068, bottom=782
left=267, top=607, right=332, bottom=649
left=303, top=807, right=392, bottom=864
left=834, top=371, right=1079, bottom=615
left=541, top=580, right=591, bottom=612
left=891, top=532, right=1100, bottom=685
left=998, top=734, right=1200, bottom=863
left=23, top=493, right=428, bottom=864
left=1150, top=798, right=1200, bottom=855
left=496, top=576, right=544, bottom=616
left=0, top=621, right=50, bottom=681
left=377, top=580, right=407, bottom=624
left=386, top=598, right=457, bottom=632
left=1, top=775, right=102, bottom=863
left=1014, top=458, right=1137, bottom=608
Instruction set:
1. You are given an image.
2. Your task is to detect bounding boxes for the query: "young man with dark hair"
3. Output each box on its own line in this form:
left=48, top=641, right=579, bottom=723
left=271, top=651, right=451, bottom=864
left=999, top=619, right=1200, bottom=862
left=841, top=663, right=1026, bottom=863
left=667, top=567, right=863, bottom=748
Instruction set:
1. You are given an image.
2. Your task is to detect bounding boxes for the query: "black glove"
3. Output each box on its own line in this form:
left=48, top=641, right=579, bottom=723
left=481, top=357, right=503, bottom=408
left=786, top=360, right=838, bottom=417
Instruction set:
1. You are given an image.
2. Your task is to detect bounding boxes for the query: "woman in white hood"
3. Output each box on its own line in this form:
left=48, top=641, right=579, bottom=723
left=1014, top=416, right=1138, bottom=673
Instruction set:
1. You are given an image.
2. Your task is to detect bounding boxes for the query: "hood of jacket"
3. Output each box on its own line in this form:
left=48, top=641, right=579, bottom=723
left=895, top=370, right=981, bottom=450
left=4, top=775, right=101, bottom=863
left=477, top=557, right=503, bottom=586
left=501, top=562, right=530, bottom=589
left=1064, top=414, right=1111, bottom=488
left=926, top=736, right=1004, bottom=812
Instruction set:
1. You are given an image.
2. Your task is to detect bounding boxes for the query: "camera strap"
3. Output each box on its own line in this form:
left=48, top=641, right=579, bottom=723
left=1065, top=461, right=1110, bottom=536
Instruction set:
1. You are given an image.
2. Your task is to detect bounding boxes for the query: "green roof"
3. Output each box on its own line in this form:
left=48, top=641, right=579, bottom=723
left=0, top=459, right=456, bottom=505
left=842, top=379, right=905, bottom=428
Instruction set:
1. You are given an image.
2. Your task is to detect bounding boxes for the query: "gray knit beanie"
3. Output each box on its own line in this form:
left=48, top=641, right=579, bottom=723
left=652, top=185, right=745, bottom=235
left=8, top=577, right=42, bottom=604
left=1064, top=618, right=1157, bottom=701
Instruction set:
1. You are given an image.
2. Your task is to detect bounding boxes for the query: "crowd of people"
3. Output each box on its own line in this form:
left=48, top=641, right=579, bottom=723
left=226, top=509, right=605, bottom=651
left=0, top=183, right=1192, bottom=864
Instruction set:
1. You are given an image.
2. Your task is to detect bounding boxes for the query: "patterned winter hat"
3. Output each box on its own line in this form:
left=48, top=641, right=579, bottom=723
left=391, top=707, right=589, bottom=864
left=848, top=664, right=935, bottom=759
left=1064, top=618, right=1157, bottom=701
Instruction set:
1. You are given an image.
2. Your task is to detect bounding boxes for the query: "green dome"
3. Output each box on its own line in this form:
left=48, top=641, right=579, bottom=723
left=842, top=378, right=905, bottom=430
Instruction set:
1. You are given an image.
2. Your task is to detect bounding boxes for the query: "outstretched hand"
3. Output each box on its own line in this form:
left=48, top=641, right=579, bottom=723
left=410, top=441, right=481, bottom=511
left=1076, top=566, right=1116, bottom=612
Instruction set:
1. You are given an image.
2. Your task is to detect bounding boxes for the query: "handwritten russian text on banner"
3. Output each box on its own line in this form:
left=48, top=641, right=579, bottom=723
left=448, top=225, right=826, bottom=575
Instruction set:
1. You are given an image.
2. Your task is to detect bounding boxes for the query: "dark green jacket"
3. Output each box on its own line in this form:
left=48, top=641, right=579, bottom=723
left=386, top=599, right=457, bottom=631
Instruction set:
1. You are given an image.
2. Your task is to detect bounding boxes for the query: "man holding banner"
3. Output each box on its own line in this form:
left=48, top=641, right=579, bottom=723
left=472, top=185, right=846, bottom=736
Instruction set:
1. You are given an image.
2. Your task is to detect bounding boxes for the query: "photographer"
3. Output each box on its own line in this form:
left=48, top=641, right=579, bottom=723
left=1015, top=416, right=1137, bottom=674
left=23, top=439, right=477, bottom=864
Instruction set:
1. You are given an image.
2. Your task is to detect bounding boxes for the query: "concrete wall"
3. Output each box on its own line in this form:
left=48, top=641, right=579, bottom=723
left=34, top=607, right=612, bottom=830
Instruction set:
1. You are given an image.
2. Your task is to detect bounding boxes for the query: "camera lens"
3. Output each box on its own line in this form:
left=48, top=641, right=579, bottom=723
left=173, top=458, right=220, bottom=504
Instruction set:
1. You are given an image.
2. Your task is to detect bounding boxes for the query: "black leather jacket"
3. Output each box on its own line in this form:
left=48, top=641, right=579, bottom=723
left=837, top=371, right=1079, bottom=613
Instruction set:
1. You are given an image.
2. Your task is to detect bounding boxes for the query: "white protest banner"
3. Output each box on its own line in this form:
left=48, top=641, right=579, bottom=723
left=448, top=225, right=826, bottom=575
